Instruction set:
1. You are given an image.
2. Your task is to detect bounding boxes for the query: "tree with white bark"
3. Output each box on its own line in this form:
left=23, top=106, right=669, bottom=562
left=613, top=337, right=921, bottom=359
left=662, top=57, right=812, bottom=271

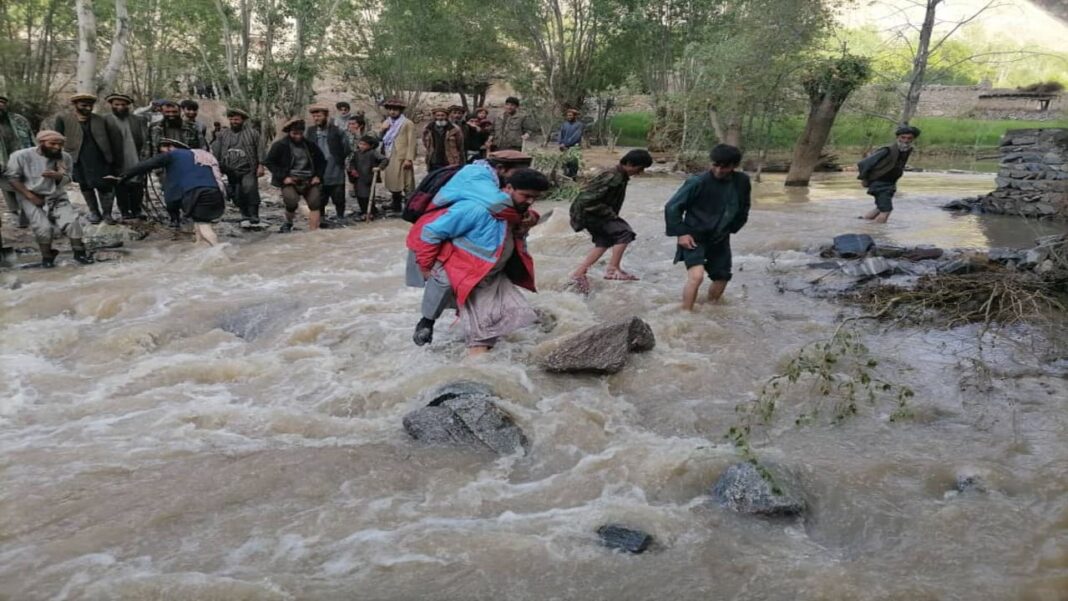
left=74, top=0, right=130, bottom=97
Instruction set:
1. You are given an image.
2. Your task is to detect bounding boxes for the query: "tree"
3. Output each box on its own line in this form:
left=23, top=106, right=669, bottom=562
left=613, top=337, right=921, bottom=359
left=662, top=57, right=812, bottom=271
left=892, top=0, right=1004, bottom=124
left=74, top=0, right=131, bottom=96
left=785, top=54, right=871, bottom=187
left=504, top=0, right=619, bottom=114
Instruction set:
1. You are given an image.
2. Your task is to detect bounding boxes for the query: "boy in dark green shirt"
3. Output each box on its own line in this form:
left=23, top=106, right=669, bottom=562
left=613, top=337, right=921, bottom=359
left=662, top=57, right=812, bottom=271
left=664, top=144, right=751, bottom=310
left=568, top=149, right=653, bottom=294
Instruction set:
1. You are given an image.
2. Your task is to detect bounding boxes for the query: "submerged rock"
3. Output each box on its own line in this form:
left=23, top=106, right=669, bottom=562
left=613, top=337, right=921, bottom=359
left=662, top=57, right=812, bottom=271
left=542, top=317, right=655, bottom=374
left=597, top=524, right=654, bottom=554
left=218, top=300, right=301, bottom=341
left=82, top=223, right=148, bottom=249
left=955, top=473, right=988, bottom=495
left=403, top=381, right=528, bottom=455
left=710, top=462, right=805, bottom=517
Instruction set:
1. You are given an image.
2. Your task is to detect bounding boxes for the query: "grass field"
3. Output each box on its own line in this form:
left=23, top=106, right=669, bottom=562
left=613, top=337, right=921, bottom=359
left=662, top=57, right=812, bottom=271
left=609, top=112, right=1068, bottom=150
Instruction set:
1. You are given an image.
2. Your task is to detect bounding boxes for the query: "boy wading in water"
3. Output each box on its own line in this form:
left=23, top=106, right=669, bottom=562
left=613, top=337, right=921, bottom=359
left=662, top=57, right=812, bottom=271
left=664, top=144, right=751, bottom=311
left=857, top=125, right=920, bottom=224
left=567, top=149, right=653, bottom=293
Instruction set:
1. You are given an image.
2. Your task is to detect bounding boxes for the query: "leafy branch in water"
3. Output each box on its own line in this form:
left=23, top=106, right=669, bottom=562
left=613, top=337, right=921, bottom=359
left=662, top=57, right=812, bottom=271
left=725, top=322, right=915, bottom=483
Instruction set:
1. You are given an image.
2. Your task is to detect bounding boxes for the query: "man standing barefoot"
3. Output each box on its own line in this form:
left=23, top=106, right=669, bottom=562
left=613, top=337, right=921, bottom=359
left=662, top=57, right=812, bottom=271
left=664, top=144, right=751, bottom=311
left=567, top=149, right=652, bottom=294
left=857, top=125, right=920, bottom=224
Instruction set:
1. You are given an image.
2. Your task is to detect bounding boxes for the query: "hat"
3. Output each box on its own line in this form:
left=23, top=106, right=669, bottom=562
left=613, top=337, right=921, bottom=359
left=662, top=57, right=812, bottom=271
left=308, top=104, right=330, bottom=114
left=474, top=106, right=489, bottom=113
left=0, top=94, right=8, bottom=103
left=565, top=108, right=580, bottom=115
left=895, top=125, right=921, bottom=138
left=69, top=93, right=97, bottom=104
left=36, top=130, right=66, bottom=144
left=487, top=149, right=533, bottom=165
left=105, top=93, right=134, bottom=104
left=282, top=117, right=305, bottom=133
left=430, top=106, right=450, bottom=115
left=158, top=99, right=178, bottom=108
left=382, top=98, right=407, bottom=109
left=225, top=107, right=250, bottom=119
left=158, top=137, right=189, bottom=149
left=448, top=105, right=465, bottom=113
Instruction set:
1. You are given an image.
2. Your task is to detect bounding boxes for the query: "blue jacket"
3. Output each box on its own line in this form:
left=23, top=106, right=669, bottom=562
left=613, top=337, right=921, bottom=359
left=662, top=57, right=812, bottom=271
left=122, top=148, right=221, bottom=203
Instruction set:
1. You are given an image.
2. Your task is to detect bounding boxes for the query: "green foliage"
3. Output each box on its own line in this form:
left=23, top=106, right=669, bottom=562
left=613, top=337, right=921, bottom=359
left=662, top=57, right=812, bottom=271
left=610, top=112, right=1068, bottom=151
left=801, top=54, right=872, bottom=107
left=727, top=324, right=915, bottom=471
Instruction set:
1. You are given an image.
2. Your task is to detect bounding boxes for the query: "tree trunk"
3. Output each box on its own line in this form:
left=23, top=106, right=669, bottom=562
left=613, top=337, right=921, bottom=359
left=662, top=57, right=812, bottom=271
left=215, top=0, right=245, bottom=103
left=96, top=0, right=130, bottom=98
left=725, top=115, right=743, bottom=148
left=785, top=96, right=839, bottom=186
left=901, top=0, right=939, bottom=124
left=75, top=0, right=98, bottom=94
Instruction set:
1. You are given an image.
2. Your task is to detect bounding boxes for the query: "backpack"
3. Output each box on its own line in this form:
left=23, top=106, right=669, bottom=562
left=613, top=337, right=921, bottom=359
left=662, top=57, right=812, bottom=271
left=402, top=164, right=464, bottom=223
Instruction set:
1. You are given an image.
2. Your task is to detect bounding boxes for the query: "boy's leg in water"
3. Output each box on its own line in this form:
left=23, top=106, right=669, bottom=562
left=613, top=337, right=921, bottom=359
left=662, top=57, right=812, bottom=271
left=682, top=265, right=705, bottom=311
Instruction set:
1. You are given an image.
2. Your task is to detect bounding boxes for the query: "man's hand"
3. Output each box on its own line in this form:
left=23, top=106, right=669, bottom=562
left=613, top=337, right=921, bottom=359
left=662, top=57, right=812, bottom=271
left=25, top=191, right=44, bottom=207
left=256, top=165, right=265, bottom=177
left=41, top=170, right=65, bottom=181
left=678, top=234, right=697, bottom=250
left=309, top=176, right=321, bottom=186
left=520, top=211, right=538, bottom=229
left=419, top=267, right=431, bottom=280
left=283, top=176, right=296, bottom=186
left=403, top=159, right=413, bottom=170
left=521, top=133, right=530, bottom=140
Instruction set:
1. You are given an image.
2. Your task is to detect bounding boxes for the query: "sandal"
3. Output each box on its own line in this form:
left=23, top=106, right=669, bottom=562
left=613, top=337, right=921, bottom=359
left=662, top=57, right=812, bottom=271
left=568, top=274, right=591, bottom=295
left=604, top=269, right=639, bottom=281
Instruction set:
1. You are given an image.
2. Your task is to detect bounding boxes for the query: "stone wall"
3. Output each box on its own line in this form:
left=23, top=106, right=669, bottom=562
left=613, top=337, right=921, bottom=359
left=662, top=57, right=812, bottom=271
left=845, top=84, right=1066, bottom=120
left=976, top=129, right=1068, bottom=218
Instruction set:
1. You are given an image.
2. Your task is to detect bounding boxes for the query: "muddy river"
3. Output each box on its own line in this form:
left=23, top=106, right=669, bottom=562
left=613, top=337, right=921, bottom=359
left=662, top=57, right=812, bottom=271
left=2, top=172, right=1067, bottom=600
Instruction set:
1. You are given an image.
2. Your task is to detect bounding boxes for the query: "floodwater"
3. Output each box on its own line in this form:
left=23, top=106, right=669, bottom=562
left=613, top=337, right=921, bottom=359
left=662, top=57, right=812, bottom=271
left=2, top=172, right=1067, bottom=600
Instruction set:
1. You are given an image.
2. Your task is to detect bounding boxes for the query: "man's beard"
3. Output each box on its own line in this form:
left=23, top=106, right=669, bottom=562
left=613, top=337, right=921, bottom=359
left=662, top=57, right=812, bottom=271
left=164, top=116, right=182, bottom=127
left=231, top=123, right=243, bottom=132
left=41, top=146, right=63, bottom=159
left=112, top=108, right=129, bottom=118
left=75, top=107, right=92, bottom=116
left=897, top=142, right=912, bottom=152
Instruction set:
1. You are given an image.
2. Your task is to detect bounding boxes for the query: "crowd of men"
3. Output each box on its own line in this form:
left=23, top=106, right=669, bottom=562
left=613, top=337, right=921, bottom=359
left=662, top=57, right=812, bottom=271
left=1, top=89, right=917, bottom=351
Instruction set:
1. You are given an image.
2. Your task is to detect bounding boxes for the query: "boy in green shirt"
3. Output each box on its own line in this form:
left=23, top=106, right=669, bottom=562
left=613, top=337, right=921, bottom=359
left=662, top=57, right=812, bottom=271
left=567, top=149, right=653, bottom=294
left=664, top=144, right=751, bottom=310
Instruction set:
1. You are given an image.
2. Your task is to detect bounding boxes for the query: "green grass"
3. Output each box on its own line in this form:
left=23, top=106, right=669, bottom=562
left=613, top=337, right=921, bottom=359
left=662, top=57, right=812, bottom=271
left=609, top=112, right=1068, bottom=150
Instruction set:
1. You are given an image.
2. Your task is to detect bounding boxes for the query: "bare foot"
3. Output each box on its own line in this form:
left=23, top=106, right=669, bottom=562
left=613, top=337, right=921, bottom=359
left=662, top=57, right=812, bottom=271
left=873, top=212, right=890, bottom=224
left=467, top=346, right=491, bottom=358
left=604, top=268, right=639, bottom=281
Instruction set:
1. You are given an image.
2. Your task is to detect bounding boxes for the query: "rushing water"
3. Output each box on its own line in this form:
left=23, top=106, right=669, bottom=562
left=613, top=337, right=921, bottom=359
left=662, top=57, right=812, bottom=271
left=2, top=172, right=1067, bottom=600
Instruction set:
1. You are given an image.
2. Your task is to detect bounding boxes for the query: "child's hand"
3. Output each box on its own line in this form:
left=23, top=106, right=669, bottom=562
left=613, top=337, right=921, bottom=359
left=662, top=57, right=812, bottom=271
left=678, top=234, right=697, bottom=250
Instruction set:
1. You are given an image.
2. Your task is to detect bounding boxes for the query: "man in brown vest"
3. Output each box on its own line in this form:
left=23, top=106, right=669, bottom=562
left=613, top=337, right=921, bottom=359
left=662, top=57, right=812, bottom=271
left=857, top=125, right=920, bottom=224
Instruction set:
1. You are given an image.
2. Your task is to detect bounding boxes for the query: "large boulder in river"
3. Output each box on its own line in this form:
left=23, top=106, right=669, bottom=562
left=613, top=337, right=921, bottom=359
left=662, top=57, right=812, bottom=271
left=402, top=381, right=528, bottom=455
left=710, top=462, right=805, bottom=517
left=542, top=317, right=655, bottom=374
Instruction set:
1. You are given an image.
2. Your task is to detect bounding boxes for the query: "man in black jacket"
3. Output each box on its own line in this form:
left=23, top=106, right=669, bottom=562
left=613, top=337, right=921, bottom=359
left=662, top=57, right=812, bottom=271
left=264, top=118, right=326, bottom=232
left=305, top=105, right=350, bottom=221
left=664, top=144, right=751, bottom=310
left=50, top=93, right=125, bottom=224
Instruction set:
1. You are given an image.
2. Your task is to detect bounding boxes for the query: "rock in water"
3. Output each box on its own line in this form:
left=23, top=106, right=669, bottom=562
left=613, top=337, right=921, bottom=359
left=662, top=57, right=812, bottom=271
left=218, top=300, right=301, bottom=341
left=832, top=234, right=875, bottom=259
left=542, top=317, right=655, bottom=374
left=403, top=382, right=528, bottom=455
left=82, top=223, right=148, bottom=249
left=597, top=525, right=653, bottom=554
left=710, top=462, right=805, bottom=517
